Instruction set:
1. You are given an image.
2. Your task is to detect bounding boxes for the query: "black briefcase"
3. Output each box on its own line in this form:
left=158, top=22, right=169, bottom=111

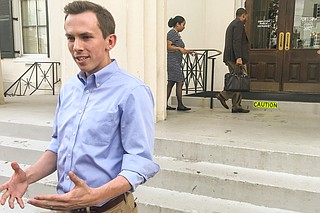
left=224, top=73, right=250, bottom=92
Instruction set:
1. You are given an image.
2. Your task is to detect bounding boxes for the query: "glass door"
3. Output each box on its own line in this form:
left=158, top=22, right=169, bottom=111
left=283, top=0, right=320, bottom=92
left=292, top=1, right=320, bottom=49
left=246, top=0, right=320, bottom=93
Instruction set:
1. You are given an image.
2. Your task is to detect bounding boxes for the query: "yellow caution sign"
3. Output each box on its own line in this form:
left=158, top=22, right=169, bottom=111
left=253, top=101, right=278, bottom=109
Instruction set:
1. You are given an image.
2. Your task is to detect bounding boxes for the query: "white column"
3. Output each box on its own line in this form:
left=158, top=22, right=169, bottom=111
left=126, top=0, right=145, bottom=79
left=126, top=0, right=167, bottom=121
left=155, top=0, right=167, bottom=121
left=0, top=54, right=5, bottom=104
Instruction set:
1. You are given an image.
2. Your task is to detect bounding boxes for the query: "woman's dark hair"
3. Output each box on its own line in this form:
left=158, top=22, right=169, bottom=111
left=64, top=1, right=115, bottom=39
left=168, top=15, right=185, bottom=28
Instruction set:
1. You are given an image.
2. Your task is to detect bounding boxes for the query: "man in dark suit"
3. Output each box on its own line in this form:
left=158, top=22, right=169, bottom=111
left=216, top=8, right=250, bottom=113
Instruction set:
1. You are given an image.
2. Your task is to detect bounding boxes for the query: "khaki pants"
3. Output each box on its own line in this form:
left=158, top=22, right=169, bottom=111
left=62, top=193, right=138, bottom=213
left=221, top=61, right=246, bottom=110
left=103, top=193, right=137, bottom=213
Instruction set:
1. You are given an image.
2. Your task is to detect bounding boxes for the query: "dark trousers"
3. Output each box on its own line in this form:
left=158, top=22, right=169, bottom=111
left=221, top=61, right=246, bottom=110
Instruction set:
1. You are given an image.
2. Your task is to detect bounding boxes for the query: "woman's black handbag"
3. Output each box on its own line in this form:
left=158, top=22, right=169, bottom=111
left=224, top=73, right=250, bottom=92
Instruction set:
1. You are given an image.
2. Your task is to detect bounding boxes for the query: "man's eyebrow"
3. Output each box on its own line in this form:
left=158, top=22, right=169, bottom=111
left=80, top=32, right=94, bottom=36
left=65, top=32, right=94, bottom=37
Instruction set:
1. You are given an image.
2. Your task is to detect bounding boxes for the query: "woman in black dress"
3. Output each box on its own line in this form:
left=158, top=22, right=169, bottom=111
left=167, top=16, right=193, bottom=111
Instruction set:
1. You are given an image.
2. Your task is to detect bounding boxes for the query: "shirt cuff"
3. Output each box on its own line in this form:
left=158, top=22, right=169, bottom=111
left=46, top=137, right=59, bottom=154
left=120, top=154, right=160, bottom=190
left=118, top=170, right=145, bottom=191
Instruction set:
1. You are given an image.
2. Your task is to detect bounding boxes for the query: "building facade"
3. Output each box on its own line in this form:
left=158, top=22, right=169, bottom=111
left=3, top=1, right=319, bottom=120
left=0, top=0, right=246, bottom=119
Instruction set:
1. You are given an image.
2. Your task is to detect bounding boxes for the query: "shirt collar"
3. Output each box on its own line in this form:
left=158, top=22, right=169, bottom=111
left=77, top=59, right=119, bottom=87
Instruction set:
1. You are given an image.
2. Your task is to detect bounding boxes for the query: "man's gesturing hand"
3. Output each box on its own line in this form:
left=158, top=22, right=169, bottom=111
left=27, top=171, right=97, bottom=211
left=0, top=162, right=29, bottom=209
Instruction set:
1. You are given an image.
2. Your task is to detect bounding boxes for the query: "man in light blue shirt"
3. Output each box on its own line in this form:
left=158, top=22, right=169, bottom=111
left=0, top=1, right=159, bottom=212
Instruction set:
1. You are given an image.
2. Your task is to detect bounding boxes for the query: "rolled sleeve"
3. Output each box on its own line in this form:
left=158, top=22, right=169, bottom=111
left=47, top=137, right=58, bottom=154
left=120, top=154, right=160, bottom=190
left=120, top=85, right=160, bottom=189
left=47, top=99, right=60, bottom=154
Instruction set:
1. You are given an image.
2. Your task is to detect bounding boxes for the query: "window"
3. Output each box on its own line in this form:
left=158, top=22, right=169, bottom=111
left=293, top=0, right=320, bottom=49
left=0, top=0, right=49, bottom=58
left=251, top=0, right=279, bottom=49
left=0, top=0, right=15, bottom=58
left=21, top=0, right=48, bottom=54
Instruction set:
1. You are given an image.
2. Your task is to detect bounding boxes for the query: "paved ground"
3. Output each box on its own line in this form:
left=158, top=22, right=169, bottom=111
left=0, top=95, right=320, bottom=156
left=157, top=105, right=320, bottom=156
left=0, top=95, right=320, bottom=213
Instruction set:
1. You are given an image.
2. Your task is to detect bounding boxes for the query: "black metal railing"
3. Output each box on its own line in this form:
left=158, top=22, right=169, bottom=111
left=182, top=49, right=222, bottom=108
left=4, top=62, right=61, bottom=97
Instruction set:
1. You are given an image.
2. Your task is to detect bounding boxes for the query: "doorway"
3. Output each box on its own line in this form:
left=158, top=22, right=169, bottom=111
left=246, top=0, right=320, bottom=93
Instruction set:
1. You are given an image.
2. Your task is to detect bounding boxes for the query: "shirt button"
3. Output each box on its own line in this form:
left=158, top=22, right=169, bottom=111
left=66, top=175, right=70, bottom=180
left=97, top=83, right=100, bottom=87
left=78, top=110, right=82, bottom=114
left=86, top=90, right=90, bottom=94
left=72, top=132, right=76, bottom=136
left=67, top=154, right=71, bottom=158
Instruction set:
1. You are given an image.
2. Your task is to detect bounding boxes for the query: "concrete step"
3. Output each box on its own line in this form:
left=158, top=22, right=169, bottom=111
left=134, top=185, right=300, bottom=213
left=0, top=161, right=300, bottom=213
left=147, top=156, right=320, bottom=213
left=1, top=120, right=320, bottom=212
left=0, top=136, right=49, bottom=165
left=2, top=121, right=320, bottom=179
left=155, top=108, right=320, bottom=177
left=0, top=122, right=52, bottom=142
left=155, top=137, right=320, bottom=177
left=1, top=143, right=318, bottom=213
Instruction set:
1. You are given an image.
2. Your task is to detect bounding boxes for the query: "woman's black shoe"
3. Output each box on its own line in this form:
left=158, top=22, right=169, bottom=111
left=166, top=106, right=176, bottom=110
left=177, top=106, right=191, bottom=111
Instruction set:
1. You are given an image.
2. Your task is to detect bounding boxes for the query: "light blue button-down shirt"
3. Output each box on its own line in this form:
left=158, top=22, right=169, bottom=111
left=47, top=60, right=159, bottom=198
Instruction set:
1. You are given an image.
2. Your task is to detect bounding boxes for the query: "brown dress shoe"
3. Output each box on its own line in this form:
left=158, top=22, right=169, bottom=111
left=216, top=93, right=229, bottom=109
left=232, top=108, right=250, bottom=113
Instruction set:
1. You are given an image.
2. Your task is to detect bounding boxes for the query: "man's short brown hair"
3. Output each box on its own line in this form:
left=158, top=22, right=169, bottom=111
left=64, top=1, right=115, bottom=38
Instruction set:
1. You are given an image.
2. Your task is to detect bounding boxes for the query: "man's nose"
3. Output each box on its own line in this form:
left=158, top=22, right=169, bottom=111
left=73, top=38, right=84, bottom=51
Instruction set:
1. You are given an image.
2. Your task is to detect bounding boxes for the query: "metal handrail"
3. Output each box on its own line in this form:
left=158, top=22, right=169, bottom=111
left=182, top=49, right=222, bottom=108
left=4, top=61, right=61, bottom=97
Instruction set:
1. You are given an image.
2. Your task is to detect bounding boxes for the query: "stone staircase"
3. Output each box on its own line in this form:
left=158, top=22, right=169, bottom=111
left=0, top=135, right=54, bottom=212
left=1, top=96, right=320, bottom=212
left=135, top=97, right=320, bottom=213
left=134, top=138, right=320, bottom=213
left=1, top=131, right=319, bottom=213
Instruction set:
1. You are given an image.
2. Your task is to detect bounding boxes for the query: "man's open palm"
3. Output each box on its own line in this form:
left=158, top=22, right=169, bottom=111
left=0, top=162, right=28, bottom=209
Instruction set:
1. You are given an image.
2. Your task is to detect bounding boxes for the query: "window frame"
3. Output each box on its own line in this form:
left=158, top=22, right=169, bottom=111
left=20, top=0, right=50, bottom=57
left=0, top=0, right=16, bottom=58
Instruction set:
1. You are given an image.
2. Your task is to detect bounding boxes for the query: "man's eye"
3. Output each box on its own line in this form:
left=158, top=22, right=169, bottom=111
left=82, top=35, right=91, bottom=39
left=67, top=37, right=75, bottom=41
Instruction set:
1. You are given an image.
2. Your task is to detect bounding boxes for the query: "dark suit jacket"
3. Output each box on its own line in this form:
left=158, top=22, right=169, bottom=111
left=223, top=18, right=249, bottom=65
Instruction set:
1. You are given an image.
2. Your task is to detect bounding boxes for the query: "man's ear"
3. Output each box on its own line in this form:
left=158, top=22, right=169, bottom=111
left=105, top=34, right=117, bottom=51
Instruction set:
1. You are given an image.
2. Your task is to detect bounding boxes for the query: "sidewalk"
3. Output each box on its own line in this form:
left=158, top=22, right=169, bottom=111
left=1, top=95, right=320, bottom=156
left=156, top=105, right=320, bottom=156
